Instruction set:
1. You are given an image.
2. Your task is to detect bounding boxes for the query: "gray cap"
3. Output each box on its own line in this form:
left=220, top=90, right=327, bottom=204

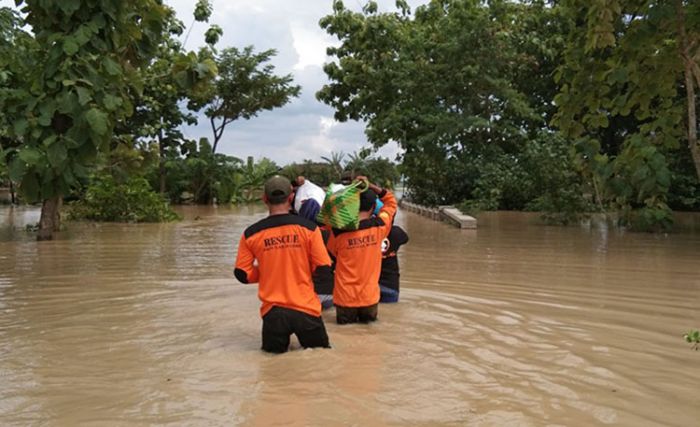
left=264, top=175, right=292, bottom=204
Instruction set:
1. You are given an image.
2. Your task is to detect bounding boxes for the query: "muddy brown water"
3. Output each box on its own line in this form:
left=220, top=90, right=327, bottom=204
left=0, top=206, right=698, bottom=426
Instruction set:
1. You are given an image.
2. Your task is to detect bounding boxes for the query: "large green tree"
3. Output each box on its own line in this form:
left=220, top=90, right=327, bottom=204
left=1, top=0, right=171, bottom=240
left=0, top=1, right=218, bottom=239
left=318, top=0, right=568, bottom=206
left=553, top=0, right=700, bottom=229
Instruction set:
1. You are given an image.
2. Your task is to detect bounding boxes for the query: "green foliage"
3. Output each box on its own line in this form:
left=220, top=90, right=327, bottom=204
left=122, top=7, right=217, bottom=197
left=0, top=1, right=220, bottom=237
left=318, top=0, right=568, bottom=208
left=319, top=0, right=699, bottom=229
left=362, top=155, right=400, bottom=189
left=280, top=153, right=400, bottom=189
left=320, top=151, right=345, bottom=182
left=150, top=138, right=240, bottom=204
left=456, top=133, right=590, bottom=223
left=684, top=330, right=700, bottom=351
left=149, top=141, right=280, bottom=205
left=205, top=25, right=223, bottom=46
left=194, top=0, right=213, bottom=22
left=1, top=0, right=170, bottom=204
left=235, top=156, right=279, bottom=203
left=280, top=161, right=337, bottom=188
left=193, top=46, right=301, bottom=153
left=553, top=0, right=700, bottom=230
left=68, top=175, right=179, bottom=223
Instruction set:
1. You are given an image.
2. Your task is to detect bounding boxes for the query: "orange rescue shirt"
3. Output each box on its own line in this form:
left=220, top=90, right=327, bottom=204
left=234, top=214, right=332, bottom=317
left=327, top=190, right=397, bottom=307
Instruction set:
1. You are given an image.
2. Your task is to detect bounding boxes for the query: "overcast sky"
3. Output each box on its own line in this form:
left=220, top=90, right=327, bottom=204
left=166, top=0, right=427, bottom=165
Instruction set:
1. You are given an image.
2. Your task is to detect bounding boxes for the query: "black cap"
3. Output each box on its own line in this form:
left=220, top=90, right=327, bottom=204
left=264, top=175, right=292, bottom=204
left=340, top=170, right=354, bottom=185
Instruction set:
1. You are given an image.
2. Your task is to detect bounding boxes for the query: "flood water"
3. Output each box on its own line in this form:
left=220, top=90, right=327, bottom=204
left=0, top=205, right=699, bottom=426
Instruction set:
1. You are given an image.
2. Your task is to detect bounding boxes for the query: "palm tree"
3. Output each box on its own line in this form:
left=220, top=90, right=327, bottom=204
left=345, top=149, right=371, bottom=176
left=321, top=151, right=345, bottom=181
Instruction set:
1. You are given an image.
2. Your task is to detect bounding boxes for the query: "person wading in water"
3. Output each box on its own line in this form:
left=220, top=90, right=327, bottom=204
left=326, top=176, right=397, bottom=324
left=234, top=175, right=333, bottom=353
left=379, top=225, right=409, bottom=303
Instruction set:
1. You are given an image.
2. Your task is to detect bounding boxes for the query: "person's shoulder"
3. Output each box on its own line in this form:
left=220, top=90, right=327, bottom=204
left=292, top=215, right=319, bottom=232
left=332, top=218, right=384, bottom=237
left=244, top=214, right=317, bottom=238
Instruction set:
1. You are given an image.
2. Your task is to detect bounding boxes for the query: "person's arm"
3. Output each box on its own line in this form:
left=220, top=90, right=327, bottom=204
left=325, top=230, right=338, bottom=258
left=393, top=226, right=409, bottom=247
left=309, top=228, right=333, bottom=291
left=234, top=234, right=259, bottom=284
left=309, top=228, right=332, bottom=272
left=376, top=188, right=397, bottom=223
left=357, top=177, right=397, bottom=236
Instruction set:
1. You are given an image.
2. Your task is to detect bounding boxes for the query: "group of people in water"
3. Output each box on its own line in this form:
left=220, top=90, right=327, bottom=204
left=234, top=172, right=409, bottom=353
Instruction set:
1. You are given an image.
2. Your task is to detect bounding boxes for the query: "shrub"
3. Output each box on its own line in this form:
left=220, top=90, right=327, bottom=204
left=68, top=175, right=179, bottom=222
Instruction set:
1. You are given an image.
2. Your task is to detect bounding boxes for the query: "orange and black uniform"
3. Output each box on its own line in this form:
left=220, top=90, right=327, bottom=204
left=234, top=214, right=332, bottom=353
left=327, top=189, right=397, bottom=324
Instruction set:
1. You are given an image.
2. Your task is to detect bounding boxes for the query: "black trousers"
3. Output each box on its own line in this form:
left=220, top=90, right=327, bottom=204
left=261, top=306, right=330, bottom=353
left=335, top=303, right=378, bottom=324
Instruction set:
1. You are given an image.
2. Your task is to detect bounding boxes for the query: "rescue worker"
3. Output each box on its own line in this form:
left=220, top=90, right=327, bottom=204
left=326, top=177, right=397, bottom=324
left=234, top=175, right=333, bottom=353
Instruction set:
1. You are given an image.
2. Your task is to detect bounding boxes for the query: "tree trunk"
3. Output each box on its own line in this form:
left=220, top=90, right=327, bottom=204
left=683, top=62, right=700, bottom=180
left=158, top=130, right=166, bottom=194
left=37, top=196, right=62, bottom=241
left=9, top=180, right=16, bottom=205
left=211, top=116, right=222, bottom=154
left=676, top=1, right=700, bottom=181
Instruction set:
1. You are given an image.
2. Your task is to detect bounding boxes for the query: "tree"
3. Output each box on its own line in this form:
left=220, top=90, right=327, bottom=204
left=237, top=156, right=279, bottom=202
left=0, top=7, right=34, bottom=206
left=0, top=0, right=174, bottom=240
left=125, top=6, right=217, bottom=195
left=358, top=154, right=400, bottom=189
left=345, top=149, right=370, bottom=176
left=196, top=46, right=301, bottom=154
left=321, top=150, right=345, bottom=180
left=553, top=0, right=700, bottom=229
left=0, top=1, right=218, bottom=239
left=318, top=1, right=563, bottom=206
left=184, top=138, right=240, bottom=204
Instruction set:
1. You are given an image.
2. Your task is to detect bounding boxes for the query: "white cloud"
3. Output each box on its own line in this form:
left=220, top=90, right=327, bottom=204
left=290, top=22, right=337, bottom=70
left=164, top=0, right=427, bottom=165
left=319, top=116, right=337, bottom=134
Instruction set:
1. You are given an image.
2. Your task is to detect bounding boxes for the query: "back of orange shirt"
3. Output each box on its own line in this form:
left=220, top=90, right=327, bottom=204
left=234, top=214, right=332, bottom=317
left=327, top=190, right=397, bottom=307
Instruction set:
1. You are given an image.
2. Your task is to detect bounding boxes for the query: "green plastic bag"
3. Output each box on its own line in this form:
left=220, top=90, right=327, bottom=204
left=316, top=180, right=367, bottom=230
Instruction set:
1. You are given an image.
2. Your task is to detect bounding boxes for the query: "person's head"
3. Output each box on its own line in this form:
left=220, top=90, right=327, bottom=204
left=298, top=199, right=321, bottom=222
left=263, top=175, right=293, bottom=209
left=359, top=190, right=377, bottom=213
left=340, top=170, right=354, bottom=185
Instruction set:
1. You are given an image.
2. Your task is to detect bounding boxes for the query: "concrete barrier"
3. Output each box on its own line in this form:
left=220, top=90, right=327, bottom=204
left=439, top=206, right=477, bottom=229
left=399, top=200, right=477, bottom=229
